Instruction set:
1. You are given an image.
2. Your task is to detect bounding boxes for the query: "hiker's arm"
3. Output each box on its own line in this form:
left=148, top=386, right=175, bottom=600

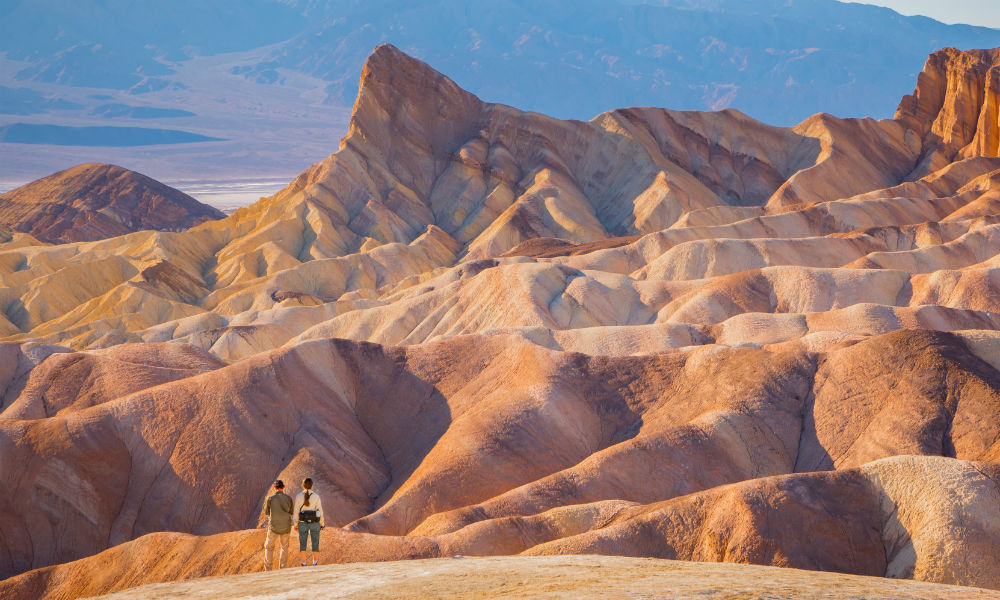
left=257, top=497, right=268, bottom=528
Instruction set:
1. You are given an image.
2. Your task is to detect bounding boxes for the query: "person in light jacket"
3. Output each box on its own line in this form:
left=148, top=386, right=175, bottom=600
left=293, top=477, right=325, bottom=566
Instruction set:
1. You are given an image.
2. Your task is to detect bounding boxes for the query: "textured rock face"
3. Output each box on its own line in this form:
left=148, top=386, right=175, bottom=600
left=896, top=47, right=1000, bottom=175
left=0, top=163, right=225, bottom=243
left=6, top=43, right=1000, bottom=600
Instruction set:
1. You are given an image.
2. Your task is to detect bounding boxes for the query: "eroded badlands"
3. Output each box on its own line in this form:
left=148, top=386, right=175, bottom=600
left=4, top=44, right=1000, bottom=599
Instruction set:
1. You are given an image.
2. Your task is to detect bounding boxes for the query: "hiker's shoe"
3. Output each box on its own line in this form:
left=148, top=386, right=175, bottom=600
left=300, top=562, right=306, bottom=566
left=312, top=560, right=318, bottom=566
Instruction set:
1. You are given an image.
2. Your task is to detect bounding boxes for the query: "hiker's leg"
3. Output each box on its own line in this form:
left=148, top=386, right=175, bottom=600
left=277, top=533, right=290, bottom=568
left=299, top=524, right=309, bottom=564
left=310, top=523, right=320, bottom=564
left=302, top=523, right=314, bottom=564
left=263, top=529, right=276, bottom=571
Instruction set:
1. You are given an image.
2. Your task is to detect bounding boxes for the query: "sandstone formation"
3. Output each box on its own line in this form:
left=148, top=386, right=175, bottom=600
left=4, top=43, right=1000, bottom=600
left=0, top=163, right=225, bottom=243
left=897, top=47, right=1000, bottom=176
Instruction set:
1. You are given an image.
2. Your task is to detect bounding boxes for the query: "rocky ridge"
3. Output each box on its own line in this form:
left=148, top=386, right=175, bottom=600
left=4, top=44, right=1000, bottom=599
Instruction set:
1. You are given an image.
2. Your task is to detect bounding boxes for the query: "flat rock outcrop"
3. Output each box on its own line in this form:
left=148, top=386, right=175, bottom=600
left=18, top=556, right=1000, bottom=600
left=0, top=163, right=225, bottom=243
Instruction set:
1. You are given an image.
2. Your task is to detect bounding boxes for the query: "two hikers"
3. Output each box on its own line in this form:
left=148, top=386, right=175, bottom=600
left=261, top=478, right=325, bottom=570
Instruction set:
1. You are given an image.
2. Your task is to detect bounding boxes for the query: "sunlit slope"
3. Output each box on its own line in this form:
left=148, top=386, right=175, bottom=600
left=3, top=46, right=1000, bottom=360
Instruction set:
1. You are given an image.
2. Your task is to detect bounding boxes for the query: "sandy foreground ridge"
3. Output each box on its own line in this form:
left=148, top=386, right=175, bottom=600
left=87, top=556, right=1000, bottom=600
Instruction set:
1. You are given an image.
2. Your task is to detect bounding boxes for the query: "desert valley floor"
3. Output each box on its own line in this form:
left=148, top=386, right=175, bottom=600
left=4, top=43, right=1000, bottom=599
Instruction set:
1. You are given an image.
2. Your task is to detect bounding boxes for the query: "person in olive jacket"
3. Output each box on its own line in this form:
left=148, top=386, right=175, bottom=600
left=260, top=479, right=294, bottom=570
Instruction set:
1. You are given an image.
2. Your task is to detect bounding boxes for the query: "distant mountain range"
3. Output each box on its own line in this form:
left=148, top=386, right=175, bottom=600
left=2, top=0, right=1000, bottom=181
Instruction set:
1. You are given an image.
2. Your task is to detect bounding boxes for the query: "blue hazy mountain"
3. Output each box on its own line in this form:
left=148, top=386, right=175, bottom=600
left=258, top=0, right=1000, bottom=123
left=0, top=0, right=307, bottom=89
left=3, top=0, right=1000, bottom=181
left=3, top=0, right=1000, bottom=126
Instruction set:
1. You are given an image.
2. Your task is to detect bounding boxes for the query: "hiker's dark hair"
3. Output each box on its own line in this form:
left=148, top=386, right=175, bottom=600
left=274, top=480, right=284, bottom=489
left=303, top=477, right=313, bottom=506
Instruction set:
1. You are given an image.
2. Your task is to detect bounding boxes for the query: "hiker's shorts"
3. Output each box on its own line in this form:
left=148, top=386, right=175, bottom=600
left=298, top=521, right=321, bottom=552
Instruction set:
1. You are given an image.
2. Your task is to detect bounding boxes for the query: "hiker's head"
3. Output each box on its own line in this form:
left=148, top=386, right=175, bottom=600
left=302, top=477, right=313, bottom=490
left=273, top=479, right=285, bottom=491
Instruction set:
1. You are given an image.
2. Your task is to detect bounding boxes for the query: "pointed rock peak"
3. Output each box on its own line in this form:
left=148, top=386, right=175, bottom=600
left=896, top=47, right=1000, bottom=172
left=345, top=44, right=484, bottom=168
left=353, top=44, right=477, bottom=109
left=417, top=224, right=463, bottom=254
left=360, top=44, right=438, bottom=84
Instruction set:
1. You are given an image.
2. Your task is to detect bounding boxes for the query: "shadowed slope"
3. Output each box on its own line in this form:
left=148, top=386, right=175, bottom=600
left=2, top=330, right=1000, bottom=584
left=4, top=456, right=1000, bottom=599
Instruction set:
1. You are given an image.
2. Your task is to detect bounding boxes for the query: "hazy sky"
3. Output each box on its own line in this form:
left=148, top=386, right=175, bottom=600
left=848, top=0, right=1000, bottom=29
